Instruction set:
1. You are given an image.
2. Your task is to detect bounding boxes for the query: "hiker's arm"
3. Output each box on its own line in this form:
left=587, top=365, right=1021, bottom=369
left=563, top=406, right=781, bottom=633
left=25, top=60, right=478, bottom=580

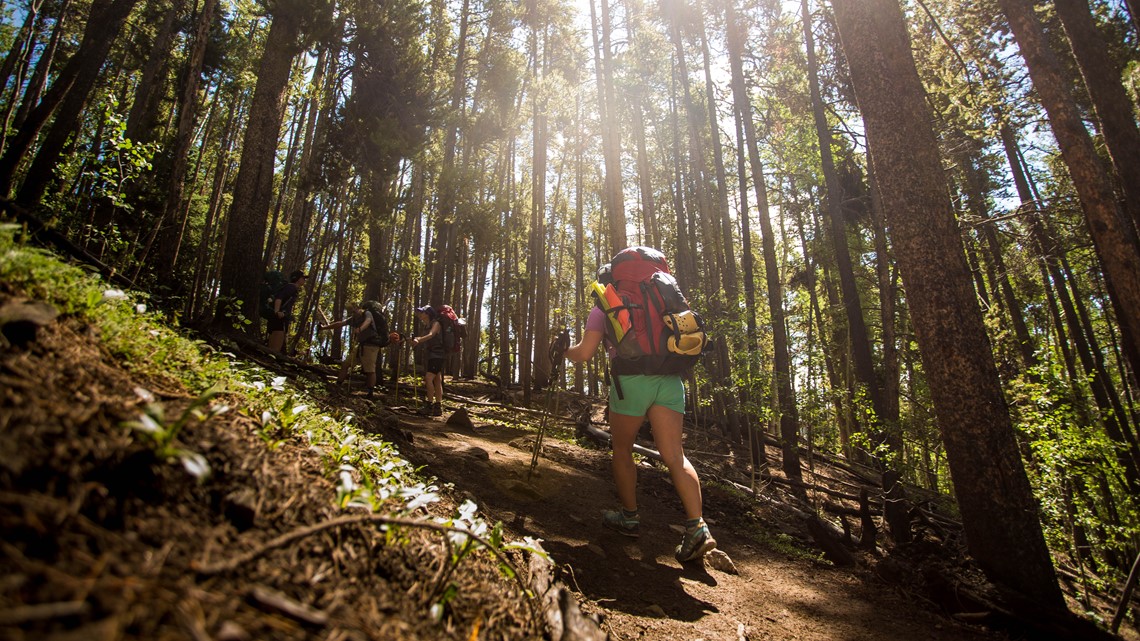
left=411, top=321, right=440, bottom=346
left=564, top=330, right=603, bottom=363
left=320, top=316, right=351, bottom=331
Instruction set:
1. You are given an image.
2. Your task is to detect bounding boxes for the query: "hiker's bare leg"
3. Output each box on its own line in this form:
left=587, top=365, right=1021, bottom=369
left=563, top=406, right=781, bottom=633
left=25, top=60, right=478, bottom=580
left=336, top=348, right=355, bottom=383
left=648, top=404, right=703, bottom=520
left=609, top=411, right=645, bottom=512
left=425, top=372, right=442, bottom=403
left=268, top=330, right=285, bottom=353
left=366, top=372, right=376, bottom=391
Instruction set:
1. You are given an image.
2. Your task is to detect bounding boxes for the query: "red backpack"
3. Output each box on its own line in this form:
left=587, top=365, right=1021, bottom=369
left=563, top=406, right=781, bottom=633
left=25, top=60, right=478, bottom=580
left=437, top=305, right=463, bottom=353
left=600, top=247, right=707, bottom=376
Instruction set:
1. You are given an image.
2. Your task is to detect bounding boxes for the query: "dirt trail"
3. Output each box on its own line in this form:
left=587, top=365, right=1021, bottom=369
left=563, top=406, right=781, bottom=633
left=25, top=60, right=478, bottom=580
left=3, top=300, right=1131, bottom=641
left=366, top=381, right=1001, bottom=641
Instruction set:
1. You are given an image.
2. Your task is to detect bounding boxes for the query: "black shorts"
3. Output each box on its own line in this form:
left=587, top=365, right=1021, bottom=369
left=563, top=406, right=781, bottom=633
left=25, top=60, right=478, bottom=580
left=426, top=356, right=445, bottom=374
left=267, top=314, right=288, bottom=332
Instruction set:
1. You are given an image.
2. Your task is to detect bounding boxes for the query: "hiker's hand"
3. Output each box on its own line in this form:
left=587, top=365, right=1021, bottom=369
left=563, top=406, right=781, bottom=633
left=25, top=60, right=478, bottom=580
left=549, top=329, right=571, bottom=361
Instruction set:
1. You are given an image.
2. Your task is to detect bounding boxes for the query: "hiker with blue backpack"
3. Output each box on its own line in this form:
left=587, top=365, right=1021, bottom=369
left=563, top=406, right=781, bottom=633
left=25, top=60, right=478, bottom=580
left=553, top=247, right=716, bottom=564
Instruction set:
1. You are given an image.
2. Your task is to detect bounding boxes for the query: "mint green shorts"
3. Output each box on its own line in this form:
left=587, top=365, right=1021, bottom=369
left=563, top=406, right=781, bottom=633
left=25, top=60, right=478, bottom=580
left=609, top=374, right=686, bottom=417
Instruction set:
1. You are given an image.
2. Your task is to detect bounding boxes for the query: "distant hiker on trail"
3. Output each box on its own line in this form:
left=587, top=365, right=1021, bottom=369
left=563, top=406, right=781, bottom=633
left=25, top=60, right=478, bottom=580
left=320, top=301, right=395, bottom=398
left=554, top=247, right=716, bottom=564
left=267, top=270, right=307, bottom=354
left=410, top=305, right=445, bottom=416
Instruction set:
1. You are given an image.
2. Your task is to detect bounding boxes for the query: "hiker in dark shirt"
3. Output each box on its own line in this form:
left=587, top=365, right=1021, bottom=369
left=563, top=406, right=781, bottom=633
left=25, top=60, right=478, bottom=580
left=267, top=270, right=307, bottom=354
left=410, top=305, right=445, bottom=416
left=321, top=301, right=396, bottom=397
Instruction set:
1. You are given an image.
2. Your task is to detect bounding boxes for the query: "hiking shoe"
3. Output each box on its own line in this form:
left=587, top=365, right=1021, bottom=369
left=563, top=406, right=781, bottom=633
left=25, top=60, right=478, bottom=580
left=601, top=509, right=640, bottom=538
left=675, top=521, right=716, bottom=563
left=431, top=402, right=442, bottom=417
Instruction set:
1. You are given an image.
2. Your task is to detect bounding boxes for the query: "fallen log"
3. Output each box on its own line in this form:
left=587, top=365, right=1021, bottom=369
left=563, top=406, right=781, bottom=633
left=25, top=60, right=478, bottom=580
left=580, top=424, right=664, bottom=462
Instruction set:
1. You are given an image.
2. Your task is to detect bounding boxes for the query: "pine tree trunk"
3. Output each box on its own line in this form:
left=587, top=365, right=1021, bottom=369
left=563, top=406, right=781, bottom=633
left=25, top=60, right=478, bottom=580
left=831, top=0, right=1065, bottom=611
left=9, top=0, right=68, bottom=137
left=699, top=21, right=736, bottom=301
left=801, top=0, right=887, bottom=452
left=284, top=34, right=340, bottom=272
left=998, top=0, right=1140, bottom=399
left=1053, top=0, right=1140, bottom=235
left=0, top=0, right=141, bottom=201
left=668, top=83, right=696, bottom=286
left=428, top=0, right=471, bottom=308
left=589, top=0, right=625, bottom=255
left=866, top=158, right=900, bottom=427
left=155, top=0, right=220, bottom=284
left=215, top=7, right=304, bottom=325
left=666, top=1, right=719, bottom=295
left=124, top=0, right=184, bottom=143
left=0, top=4, right=39, bottom=138
left=530, top=22, right=551, bottom=389
left=727, top=0, right=796, bottom=485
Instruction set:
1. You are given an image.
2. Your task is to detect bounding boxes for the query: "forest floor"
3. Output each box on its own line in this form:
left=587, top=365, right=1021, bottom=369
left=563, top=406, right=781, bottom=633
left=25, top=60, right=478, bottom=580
left=2, top=282, right=1138, bottom=640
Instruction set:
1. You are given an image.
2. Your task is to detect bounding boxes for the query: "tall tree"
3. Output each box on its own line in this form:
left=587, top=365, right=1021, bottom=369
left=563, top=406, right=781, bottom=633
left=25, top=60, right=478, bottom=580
left=801, top=0, right=887, bottom=452
left=1052, top=0, right=1140, bottom=237
left=589, top=0, right=625, bottom=254
left=215, top=1, right=315, bottom=325
left=152, top=0, right=222, bottom=283
left=726, top=0, right=799, bottom=486
left=829, top=0, right=1065, bottom=612
left=0, top=0, right=142, bottom=202
left=997, top=0, right=1140, bottom=396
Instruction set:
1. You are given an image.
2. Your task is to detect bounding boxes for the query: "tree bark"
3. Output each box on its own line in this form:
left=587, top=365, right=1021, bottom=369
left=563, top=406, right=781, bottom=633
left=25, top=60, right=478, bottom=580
left=698, top=17, right=736, bottom=302
left=830, top=0, right=1066, bottom=612
left=154, top=0, right=220, bottom=283
left=530, top=22, right=551, bottom=388
left=9, top=0, right=69, bottom=137
left=802, top=0, right=887, bottom=452
left=0, top=0, right=141, bottom=202
left=215, top=8, right=304, bottom=325
left=589, top=0, right=625, bottom=255
left=124, top=0, right=184, bottom=143
left=727, top=0, right=798, bottom=486
left=997, top=0, right=1140, bottom=403
left=1053, top=0, right=1140, bottom=237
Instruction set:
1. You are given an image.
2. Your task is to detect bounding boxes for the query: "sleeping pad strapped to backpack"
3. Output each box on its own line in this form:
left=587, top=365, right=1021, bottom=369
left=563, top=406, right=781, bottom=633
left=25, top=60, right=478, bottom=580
left=437, top=305, right=464, bottom=353
left=594, top=246, right=708, bottom=377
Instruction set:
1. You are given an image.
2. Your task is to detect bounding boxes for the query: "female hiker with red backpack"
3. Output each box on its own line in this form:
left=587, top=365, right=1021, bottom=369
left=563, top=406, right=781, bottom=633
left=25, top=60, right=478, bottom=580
left=410, top=305, right=445, bottom=416
left=554, top=247, right=716, bottom=564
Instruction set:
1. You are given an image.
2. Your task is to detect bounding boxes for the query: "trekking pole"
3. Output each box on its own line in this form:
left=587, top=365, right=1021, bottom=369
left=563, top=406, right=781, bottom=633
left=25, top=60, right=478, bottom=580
left=412, top=342, right=422, bottom=412
left=394, top=335, right=403, bottom=404
left=529, top=330, right=569, bottom=480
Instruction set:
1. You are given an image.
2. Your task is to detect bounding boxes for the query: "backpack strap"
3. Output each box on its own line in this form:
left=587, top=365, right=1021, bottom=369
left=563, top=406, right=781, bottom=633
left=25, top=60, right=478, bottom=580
left=611, top=368, right=625, bottom=400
